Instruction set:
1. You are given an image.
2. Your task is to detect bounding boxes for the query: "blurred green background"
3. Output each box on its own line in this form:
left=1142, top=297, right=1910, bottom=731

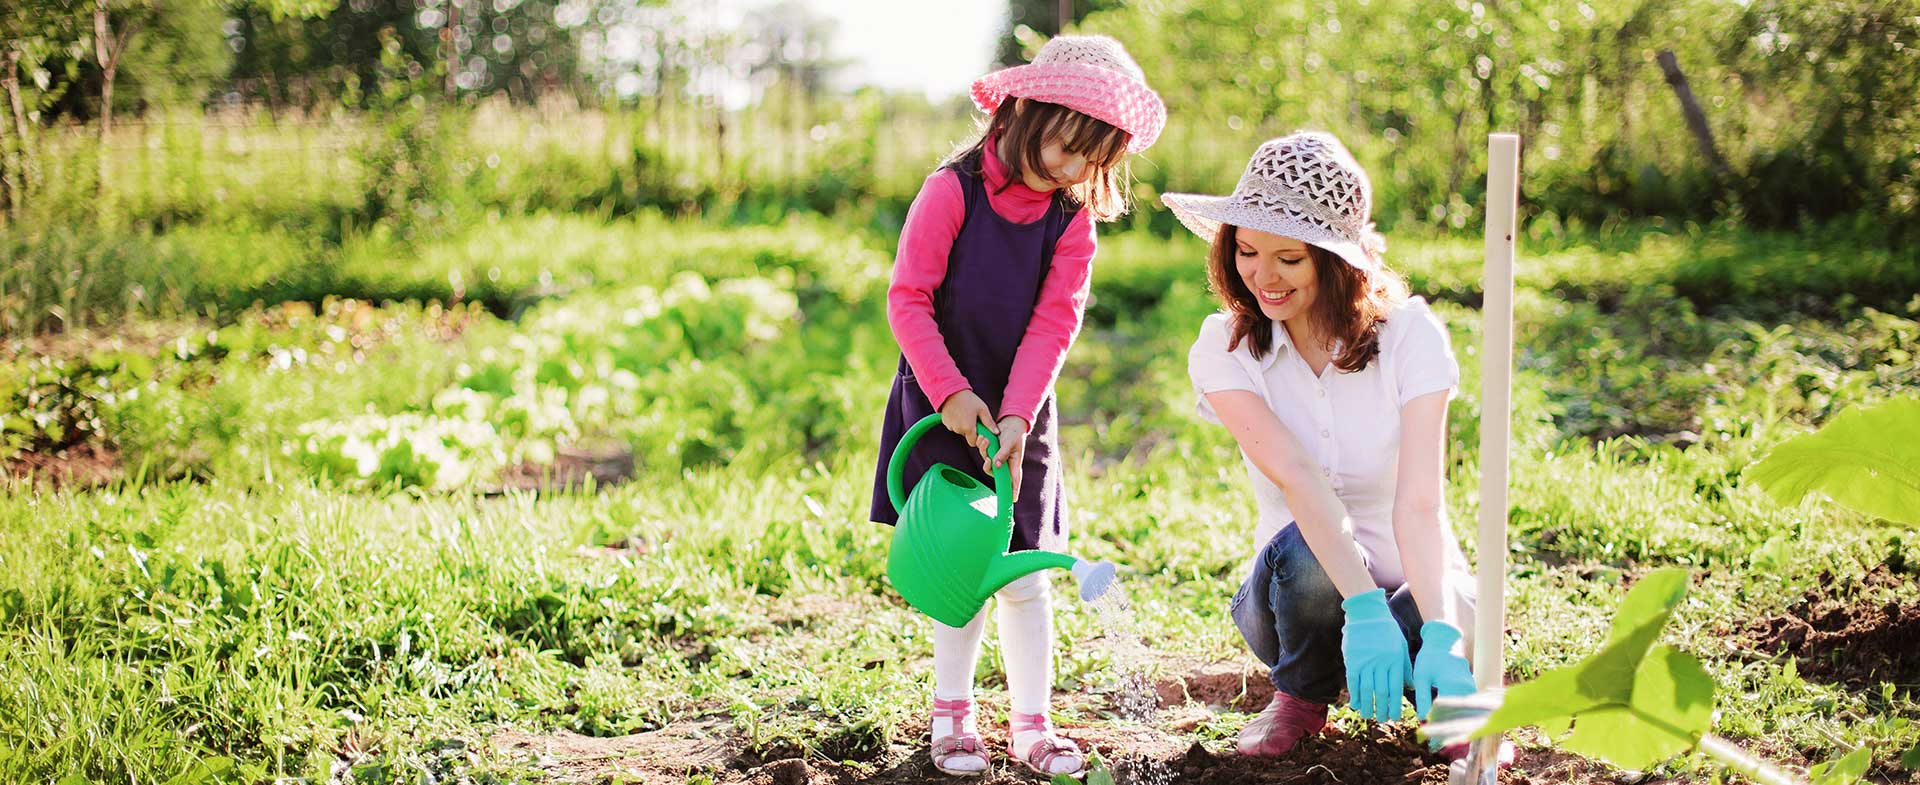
left=3, top=3, right=1919, bottom=784
left=4, top=0, right=1918, bottom=335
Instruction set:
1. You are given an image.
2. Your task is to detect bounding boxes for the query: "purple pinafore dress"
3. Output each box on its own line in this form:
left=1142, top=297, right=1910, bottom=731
left=868, top=151, right=1077, bottom=554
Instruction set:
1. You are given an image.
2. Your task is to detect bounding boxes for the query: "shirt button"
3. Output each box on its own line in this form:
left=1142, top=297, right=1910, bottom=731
left=1320, top=429, right=1331, bottom=438
left=1318, top=388, right=1326, bottom=397
left=1323, top=468, right=1333, bottom=477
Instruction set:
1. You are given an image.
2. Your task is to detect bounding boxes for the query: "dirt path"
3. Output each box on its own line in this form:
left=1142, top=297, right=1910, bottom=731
left=487, top=659, right=1634, bottom=785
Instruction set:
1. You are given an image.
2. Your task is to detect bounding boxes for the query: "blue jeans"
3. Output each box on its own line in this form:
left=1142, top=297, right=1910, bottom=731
left=1229, top=523, right=1461, bottom=705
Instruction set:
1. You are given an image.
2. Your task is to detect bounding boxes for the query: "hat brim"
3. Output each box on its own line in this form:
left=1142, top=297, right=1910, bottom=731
left=1160, top=192, right=1377, bottom=272
left=971, top=62, right=1165, bottom=153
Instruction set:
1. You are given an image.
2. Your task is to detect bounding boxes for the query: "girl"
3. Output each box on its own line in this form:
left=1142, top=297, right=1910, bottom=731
left=867, top=35, right=1164, bottom=777
left=1166, top=132, right=1512, bottom=763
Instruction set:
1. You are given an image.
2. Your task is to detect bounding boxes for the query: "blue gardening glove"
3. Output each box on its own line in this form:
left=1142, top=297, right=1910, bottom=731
left=1339, top=588, right=1412, bottom=723
left=1411, top=620, right=1477, bottom=722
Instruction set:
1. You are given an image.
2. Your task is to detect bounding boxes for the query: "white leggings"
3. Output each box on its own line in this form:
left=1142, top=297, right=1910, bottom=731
left=932, top=572, right=1053, bottom=714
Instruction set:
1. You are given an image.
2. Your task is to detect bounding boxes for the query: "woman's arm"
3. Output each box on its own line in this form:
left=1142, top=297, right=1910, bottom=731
left=1390, top=389, right=1458, bottom=629
left=1204, top=389, right=1377, bottom=598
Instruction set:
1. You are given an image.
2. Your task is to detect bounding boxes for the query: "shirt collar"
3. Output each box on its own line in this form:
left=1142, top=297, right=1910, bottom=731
left=1256, top=320, right=1345, bottom=373
left=981, top=135, right=1053, bottom=210
left=1257, top=318, right=1292, bottom=371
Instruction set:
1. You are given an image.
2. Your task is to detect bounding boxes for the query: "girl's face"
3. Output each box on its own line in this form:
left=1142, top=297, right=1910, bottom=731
left=1234, top=227, right=1319, bottom=322
left=1021, top=140, right=1093, bottom=192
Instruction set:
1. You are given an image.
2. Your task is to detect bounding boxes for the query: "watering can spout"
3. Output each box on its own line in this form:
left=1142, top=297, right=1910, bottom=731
left=977, top=550, right=1080, bottom=599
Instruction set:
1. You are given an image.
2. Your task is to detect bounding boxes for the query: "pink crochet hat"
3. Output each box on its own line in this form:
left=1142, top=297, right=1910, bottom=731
left=971, top=35, right=1165, bottom=153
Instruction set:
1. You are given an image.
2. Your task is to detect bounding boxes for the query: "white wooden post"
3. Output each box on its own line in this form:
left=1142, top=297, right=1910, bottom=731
left=1469, top=132, right=1521, bottom=780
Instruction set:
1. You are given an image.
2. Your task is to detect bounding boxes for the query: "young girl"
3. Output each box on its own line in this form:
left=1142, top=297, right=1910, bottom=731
left=867, top=35, right=1164, bottom=777
left=1166, top=132, right=1512, bottom=764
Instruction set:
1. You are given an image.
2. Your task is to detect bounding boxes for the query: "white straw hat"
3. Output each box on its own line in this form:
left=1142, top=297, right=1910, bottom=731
left=1161, top=132, right=1385, bottom=271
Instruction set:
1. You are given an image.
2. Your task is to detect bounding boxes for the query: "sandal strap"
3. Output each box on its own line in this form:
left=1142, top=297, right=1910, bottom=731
left=932, top=697, right=973, bottom=721
left=1019, top=735, right=1084, bottom=773
left=932, top=732, right=983, bottom=758
left=1008, top=710, right=1051, bottom=734
left=1008, top=711, right=1083, bottom=774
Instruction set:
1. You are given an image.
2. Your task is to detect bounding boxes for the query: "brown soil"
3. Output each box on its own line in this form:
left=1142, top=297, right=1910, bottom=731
left=1150, top=657, right=1276, bottom=712
left=492, top=719, right=736, bottom=784
left=493, top=718, right=1633, bottom=785
left=491, top=443, right=636, bottom=493
left=1742, top=563, right=1920, bottom=693
left=2, top=443, right=124, bottom=490
left=488, top=659, right=1637, bottom=784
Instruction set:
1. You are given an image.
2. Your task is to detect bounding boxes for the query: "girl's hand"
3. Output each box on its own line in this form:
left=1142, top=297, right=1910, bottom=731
left=988, top=415, right=1029, bottom=498
left=939, top=390, right=997, bottom=463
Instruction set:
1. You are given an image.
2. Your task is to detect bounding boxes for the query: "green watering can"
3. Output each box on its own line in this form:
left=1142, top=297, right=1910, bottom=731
left=885, top=414, right=1118, bottom=628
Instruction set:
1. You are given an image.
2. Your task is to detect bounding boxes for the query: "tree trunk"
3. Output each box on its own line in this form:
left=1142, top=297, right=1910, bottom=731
left=95, top=2, right=115, bottom=137
left=0, top=49, right=22, bottom=220
left=444, top=0, right=461, bottom=100
left=93, top=1, right=143, bottom=197
left=1655, top=49, right=1734, bottom=182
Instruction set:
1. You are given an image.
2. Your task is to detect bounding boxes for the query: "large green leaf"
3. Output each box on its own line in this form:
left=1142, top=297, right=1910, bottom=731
left=1558, top=647, right=1715, bottom=768
left=1747, top=396, right=1920, bottom=525
left=1475, top=570, right=1692, bottom=735
left=1472, top=570, right=1716, bottom=769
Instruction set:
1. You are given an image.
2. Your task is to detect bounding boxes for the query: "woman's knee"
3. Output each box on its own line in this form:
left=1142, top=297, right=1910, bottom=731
left=1261, top=528, right=1344, bottom=627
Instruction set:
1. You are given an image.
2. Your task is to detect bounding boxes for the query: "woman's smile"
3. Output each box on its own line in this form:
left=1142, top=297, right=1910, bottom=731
left=1256, top=287, right=1297, bottom=307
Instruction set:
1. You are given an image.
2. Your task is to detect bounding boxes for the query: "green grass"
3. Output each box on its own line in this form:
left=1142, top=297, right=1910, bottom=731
left=3, top=210, right=1918, bottom=783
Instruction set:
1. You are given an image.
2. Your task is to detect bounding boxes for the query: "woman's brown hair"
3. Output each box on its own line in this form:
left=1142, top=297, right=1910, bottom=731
left=944, top=98, right=1133, bottom=222
left=1206, top=224, right=1409, bottom=373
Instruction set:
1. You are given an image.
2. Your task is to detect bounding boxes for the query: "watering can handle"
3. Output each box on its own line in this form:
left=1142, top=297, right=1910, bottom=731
left=887, top=413, right=1013, bottom=521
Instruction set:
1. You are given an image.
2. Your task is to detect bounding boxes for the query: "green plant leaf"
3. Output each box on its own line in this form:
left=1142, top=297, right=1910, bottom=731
left=1558, top=647, right=1714, bottom=769
left=1809, top=747, right=1873, bottom=785
left=1900, top=739, right=1920, bottom=770
left=1747, top=396, right=1920, bottom=525
left=1476, top=569, right=1693, bottom=737
left=162, top=757, right=237, bottom=785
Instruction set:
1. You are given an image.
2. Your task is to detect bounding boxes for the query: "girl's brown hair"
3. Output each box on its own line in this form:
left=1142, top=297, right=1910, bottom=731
left=1206, top=224, right=1409, bottom=373
left=945, top=98, right=1133, bottom=222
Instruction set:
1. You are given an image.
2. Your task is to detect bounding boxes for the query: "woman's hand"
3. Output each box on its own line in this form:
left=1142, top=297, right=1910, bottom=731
left=1411, top=620, right=1476, bottom=723
left=1339, top=588, right=1412, bottom=723
left=988, top=415, right=1029, bottom=498
left=939, top=389, right=997, bottom=463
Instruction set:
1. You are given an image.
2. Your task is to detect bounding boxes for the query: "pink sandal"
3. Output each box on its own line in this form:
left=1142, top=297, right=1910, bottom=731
left=1009, top=710, right=1085, bottom=777
left=930, top=698, right=989, bottom=776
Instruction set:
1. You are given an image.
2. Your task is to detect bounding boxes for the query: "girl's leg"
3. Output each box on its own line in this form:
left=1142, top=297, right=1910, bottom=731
left=996, top=572, right=1052, bottom=715
left=997, top=572, right=1084, bottom=775
left=931, top=609, right=989, bottom=774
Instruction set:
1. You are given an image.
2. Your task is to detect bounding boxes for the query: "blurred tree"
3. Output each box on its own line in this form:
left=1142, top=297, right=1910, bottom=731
left=226, top=0, right=585, bottom=108
left=995, top=0, right=1123, bottom=66
left=1079, top=0, right=1920, bottom=239
left=741, top=1, right=842, bottom=101
left=1, top=0, right=85, bottom=217
left=1719, top=0, right=1920, bottom=235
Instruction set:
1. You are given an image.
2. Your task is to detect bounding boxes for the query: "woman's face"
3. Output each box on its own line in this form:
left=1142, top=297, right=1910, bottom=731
left=1234, top=227, right=1318, bottom=322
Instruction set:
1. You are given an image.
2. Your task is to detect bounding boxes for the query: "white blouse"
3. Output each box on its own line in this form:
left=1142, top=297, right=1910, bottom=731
left=1188, top=296, right=1465, bottom=586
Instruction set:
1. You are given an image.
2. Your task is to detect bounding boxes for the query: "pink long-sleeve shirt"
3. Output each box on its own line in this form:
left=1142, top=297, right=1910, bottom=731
left=885, top=139, right=1099, bottom=428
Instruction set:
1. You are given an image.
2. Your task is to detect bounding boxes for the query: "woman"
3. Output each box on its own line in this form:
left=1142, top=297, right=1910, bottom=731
left=1165, top=132, right=1508, bottom=762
